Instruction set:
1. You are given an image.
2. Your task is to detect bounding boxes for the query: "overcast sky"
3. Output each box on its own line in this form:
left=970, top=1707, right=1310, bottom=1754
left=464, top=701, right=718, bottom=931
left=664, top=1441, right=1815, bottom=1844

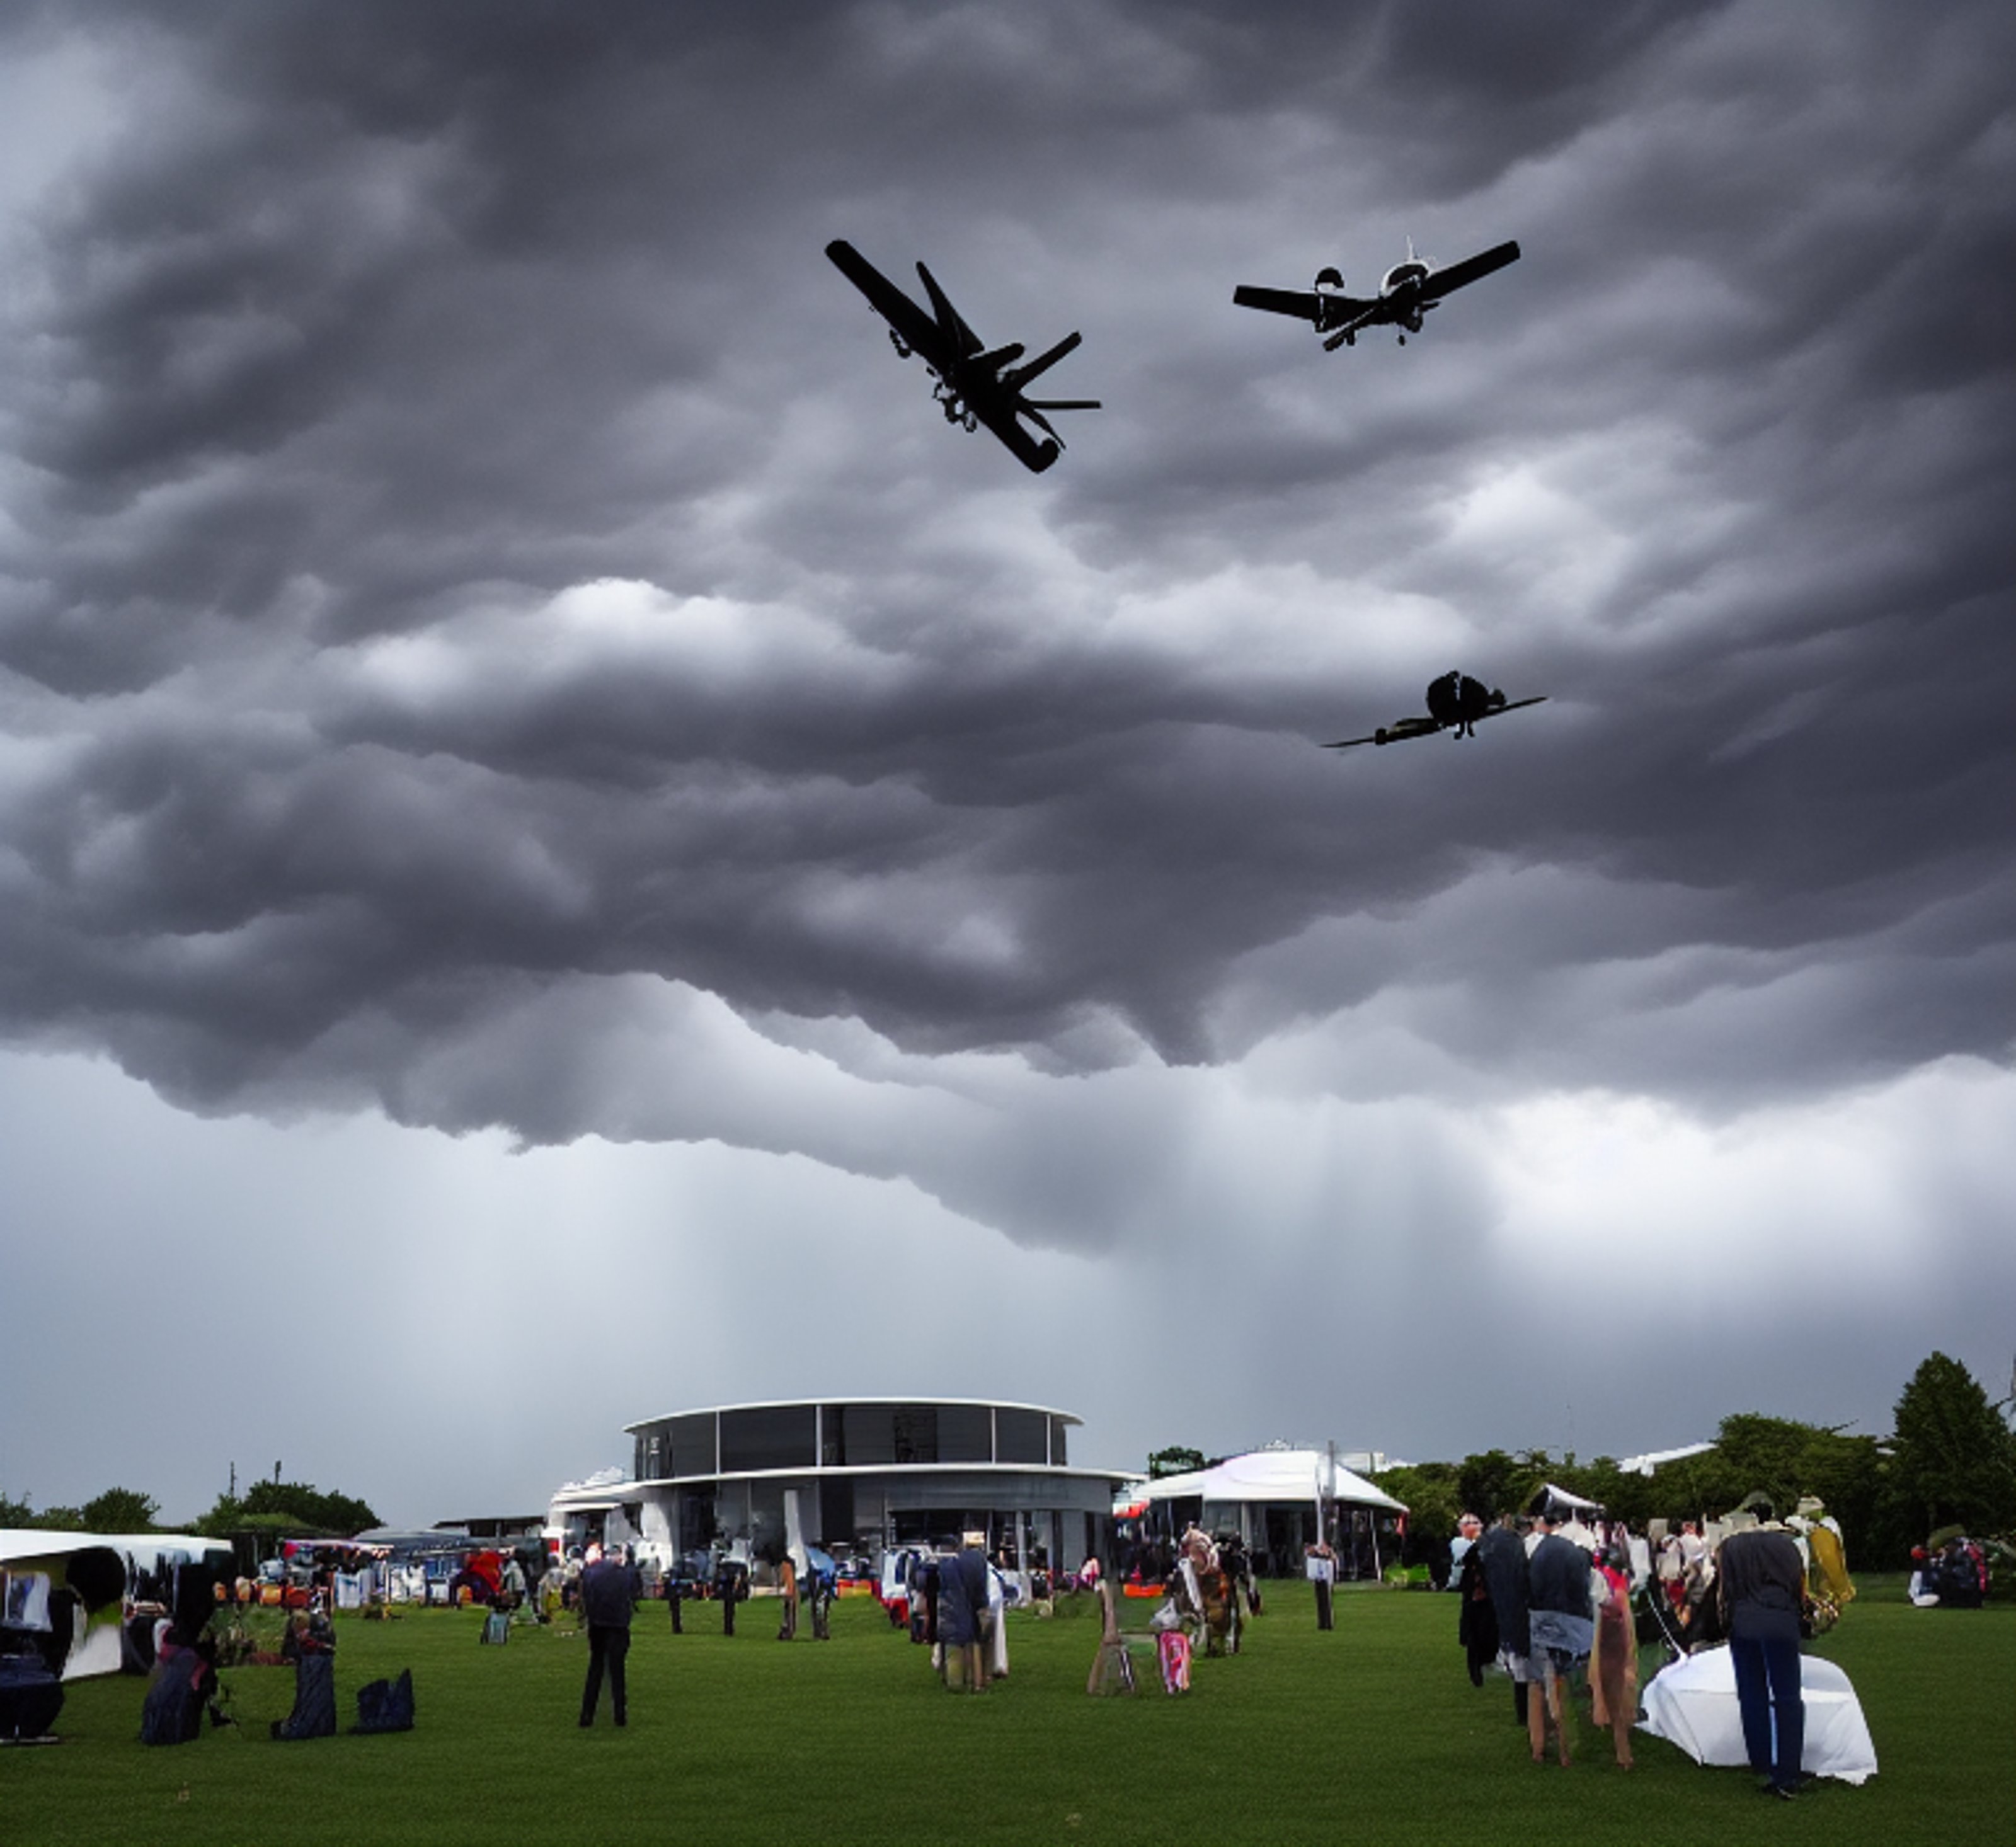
left=3, top=0, right=2012, bottom=1530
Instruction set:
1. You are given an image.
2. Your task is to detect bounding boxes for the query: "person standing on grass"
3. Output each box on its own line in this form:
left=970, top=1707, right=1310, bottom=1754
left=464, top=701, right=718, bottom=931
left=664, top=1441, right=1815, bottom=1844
left=501, top=1551, right=528, bottom=1616
left=1523, top=1511, right=1593, bottom=1766
left=1448, top=1512, right=1483, bottom=1591
left=959, top=1534, right=993, bottom=1690
left=1588, top=1542, right=1637, bottom=1771
left=578, top=1542, right=635, bottom=1729
left=1456, top=1526, right=1498, bottom=1688
left=776, top=1552, right=799, bottom=1642
left=1477, top=1514, right=1534, bottom=1730
left=1717, top=1517, right=1809, bottom=1798
left=716, top=1553, right=747, bottom=1635
left=1306, top=1538, right=1337, bottom=1631
left=937, top=1532, right=992, bottom=1691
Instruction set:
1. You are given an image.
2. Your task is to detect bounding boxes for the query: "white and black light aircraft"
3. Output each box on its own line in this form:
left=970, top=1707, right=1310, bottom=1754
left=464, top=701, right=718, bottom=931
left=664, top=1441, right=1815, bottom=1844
left=1324, top=673, right=1546, bottom=750
left=1235, top=238, right=1520, bottom=349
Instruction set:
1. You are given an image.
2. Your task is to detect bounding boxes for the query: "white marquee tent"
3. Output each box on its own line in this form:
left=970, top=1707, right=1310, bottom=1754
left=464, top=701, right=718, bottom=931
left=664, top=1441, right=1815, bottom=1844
left=1138, top=1448, right=1409, bottom=1577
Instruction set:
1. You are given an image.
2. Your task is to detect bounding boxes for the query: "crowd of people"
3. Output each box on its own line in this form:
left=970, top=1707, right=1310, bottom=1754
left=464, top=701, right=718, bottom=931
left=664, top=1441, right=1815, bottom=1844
left=1453, top=1497, right=1831, bottom=1797
left=7, top=1494, right=1951, bottom=1789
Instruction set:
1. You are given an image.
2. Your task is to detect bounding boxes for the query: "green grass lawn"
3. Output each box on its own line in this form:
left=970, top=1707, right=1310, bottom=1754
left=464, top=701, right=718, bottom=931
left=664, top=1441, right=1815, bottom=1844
left=4, top=1577, right=2010, bottom=1845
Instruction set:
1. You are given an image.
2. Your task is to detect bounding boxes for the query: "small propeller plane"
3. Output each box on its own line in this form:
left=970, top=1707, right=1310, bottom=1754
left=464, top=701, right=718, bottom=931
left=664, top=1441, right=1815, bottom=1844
left=826, top=239, right=1100, bottom=472
left=1235, top=238, right=1520, bottom=349
left=1324, top=673, right=1545, bottom=749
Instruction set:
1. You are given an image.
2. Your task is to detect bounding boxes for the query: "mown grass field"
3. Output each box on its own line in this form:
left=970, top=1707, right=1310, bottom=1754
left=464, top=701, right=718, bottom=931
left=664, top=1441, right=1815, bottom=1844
left=4, top=1575, right=2009, bottom=1845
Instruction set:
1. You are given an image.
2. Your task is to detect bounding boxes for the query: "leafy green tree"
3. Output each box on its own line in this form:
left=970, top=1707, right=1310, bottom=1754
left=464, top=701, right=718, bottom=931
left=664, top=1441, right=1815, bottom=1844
left=1, top=1487, right=36, bottom=1526
left=1371, top=1461, right=1461, bottom=1561
left=79, top=1487, right=159, bottom=1533
left=186, top=1492, right=245, bottom=1539
left=238, top=1480, right=381, bottom=1536
left=1147, top=1446, right=1206, bottom=1479
left=1889, top=1352, right=2016, bottom=1541
left=1455, top=1450, right=1545, bottom=1524
left=1567, top=1459, right=1658, bottom=1531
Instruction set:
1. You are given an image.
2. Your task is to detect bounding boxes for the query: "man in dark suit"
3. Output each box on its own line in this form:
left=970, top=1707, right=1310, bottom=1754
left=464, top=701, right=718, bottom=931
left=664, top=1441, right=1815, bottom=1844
left=578, top=1542, right=636, bottom=1728
left=1476, top=1515, right=1533, bottom=1729
left=1719, top=1519, right=1808, bottom=1797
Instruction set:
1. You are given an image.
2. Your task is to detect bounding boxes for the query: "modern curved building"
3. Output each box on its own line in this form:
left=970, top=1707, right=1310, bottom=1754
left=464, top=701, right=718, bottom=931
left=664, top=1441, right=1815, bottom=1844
left=547, top=1397, right=1124, bottom=1570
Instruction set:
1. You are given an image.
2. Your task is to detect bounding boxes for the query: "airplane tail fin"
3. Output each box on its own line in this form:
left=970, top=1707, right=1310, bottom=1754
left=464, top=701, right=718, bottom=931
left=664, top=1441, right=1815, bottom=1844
left=1020, top=397, right=1099, bottom=445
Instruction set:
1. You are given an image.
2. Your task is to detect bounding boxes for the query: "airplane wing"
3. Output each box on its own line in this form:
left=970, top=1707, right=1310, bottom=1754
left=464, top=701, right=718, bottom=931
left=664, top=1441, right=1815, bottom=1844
left=914, top=261, right=984, bottom=358
left=1472, top=694, right=1547, bottom=723
left=1234, top=283, right=1377, bottom=329
left=825, top=239, right=949, bottom=367
left=1324, top=697, right=1543, bottom=746
left=1322, top=715, right=1446, bottom=748
left=1420, top=240, right=1521, bottom=302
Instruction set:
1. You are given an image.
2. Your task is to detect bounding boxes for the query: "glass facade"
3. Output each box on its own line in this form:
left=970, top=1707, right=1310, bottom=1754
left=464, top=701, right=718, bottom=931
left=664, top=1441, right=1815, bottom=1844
left=719, top=1403, right=816, bottom=1474
left=995, top=1407, right=1048, bottom=1465
left=633, top=1412, right=720, bottom=1480
left=937, top=1404, right=993, bottom=1463
left=627, top=1401, right=1077, bottom=1475
left=667, top=1414, right=717, bottom=1478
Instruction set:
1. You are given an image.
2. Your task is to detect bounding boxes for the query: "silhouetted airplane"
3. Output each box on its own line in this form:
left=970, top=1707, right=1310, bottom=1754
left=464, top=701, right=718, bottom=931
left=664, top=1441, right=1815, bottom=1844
left=1236, top=239, right=1520, bottom=349
left=1324, top=673, right=1546, bottom=748
left=826, top=239, right=1099, bottom=472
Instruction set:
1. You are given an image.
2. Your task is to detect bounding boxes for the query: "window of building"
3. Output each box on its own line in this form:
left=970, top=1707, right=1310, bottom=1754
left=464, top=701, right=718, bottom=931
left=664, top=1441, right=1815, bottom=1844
left=1050, top=1417, right=1070, bottom=1466
left=720, top=1404, right=816, bottom=1473
left=891, top=1405, right=937, bottom=1464
left=828, top=1404, right=896, bottom=1465
left=666, top=1414, right=718, bottom=1478
left=995, top=1407, right=1048, bottom=1465
left=937, top=1404, right=992, bottom=1463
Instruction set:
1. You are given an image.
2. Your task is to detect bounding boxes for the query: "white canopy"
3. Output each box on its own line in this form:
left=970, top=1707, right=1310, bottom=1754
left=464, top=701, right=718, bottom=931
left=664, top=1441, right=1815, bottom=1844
left=1140, top=1449, right=1408, bottom=1516
left=1534, top=1480, right=1605, bottom=1517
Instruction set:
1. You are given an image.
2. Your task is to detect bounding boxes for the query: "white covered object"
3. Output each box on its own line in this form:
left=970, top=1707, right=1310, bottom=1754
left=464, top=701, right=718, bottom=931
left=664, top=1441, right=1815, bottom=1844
left=1639, top=1645, right=1878, bottom=1785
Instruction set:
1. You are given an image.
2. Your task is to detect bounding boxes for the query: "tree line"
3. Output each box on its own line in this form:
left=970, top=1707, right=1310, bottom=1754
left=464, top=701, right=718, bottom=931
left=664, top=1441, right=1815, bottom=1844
left=0, top=1478, right=381, bottom=1550
left=1364, top=1351, right=2015, bottom=1568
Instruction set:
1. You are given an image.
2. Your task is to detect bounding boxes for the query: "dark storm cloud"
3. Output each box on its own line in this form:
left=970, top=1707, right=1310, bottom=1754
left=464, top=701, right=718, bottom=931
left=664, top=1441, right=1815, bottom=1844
left=2, top=0, right=2012, bottom=1192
